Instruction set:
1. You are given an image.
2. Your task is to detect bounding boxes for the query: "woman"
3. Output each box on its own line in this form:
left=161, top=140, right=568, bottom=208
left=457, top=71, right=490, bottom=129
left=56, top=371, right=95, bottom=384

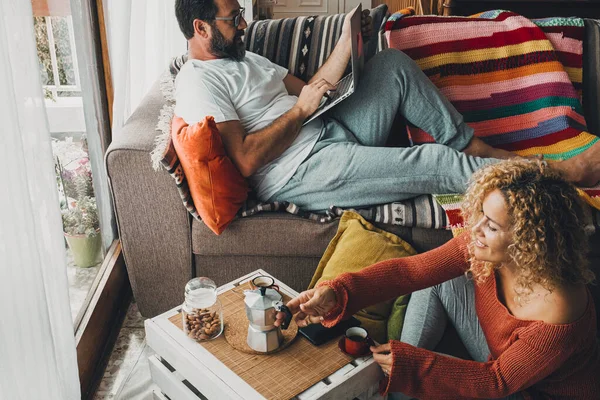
left=275, top=159, right=599, bottom=399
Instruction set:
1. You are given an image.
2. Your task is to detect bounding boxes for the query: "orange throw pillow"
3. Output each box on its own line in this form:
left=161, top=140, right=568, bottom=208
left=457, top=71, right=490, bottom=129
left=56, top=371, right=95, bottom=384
left=171, top=116, right=248, bottom=235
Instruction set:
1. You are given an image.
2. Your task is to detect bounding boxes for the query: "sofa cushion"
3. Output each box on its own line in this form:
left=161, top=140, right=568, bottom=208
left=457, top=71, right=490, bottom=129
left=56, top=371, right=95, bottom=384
left=170, top=116, right=249, bottom=235
left=386, top=10, right=600, bottom=213
left=243, top=5, right=388, bottom=82
left=158, top=124, right=196, bottom=215
left=192, top=212, right=453, bottom=258
left=386, top=11, right=594, bottom=155
left=193, top=212, right=339, bottom=257
left=164, top=5, right=388, bottom=83
left=308, top=211, right=415, bottom=343
left=387, top=295, right=410, bottom=341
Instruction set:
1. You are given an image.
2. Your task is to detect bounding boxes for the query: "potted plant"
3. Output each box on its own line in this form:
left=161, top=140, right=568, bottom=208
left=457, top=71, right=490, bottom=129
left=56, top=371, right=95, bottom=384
left=61, top=181, right=101, bottom=267
left=53, top=137, right=101, bottom=267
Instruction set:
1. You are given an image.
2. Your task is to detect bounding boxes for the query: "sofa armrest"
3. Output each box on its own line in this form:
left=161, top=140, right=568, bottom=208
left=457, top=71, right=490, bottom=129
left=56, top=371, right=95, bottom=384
left=106, top=80, right=192, bottom=317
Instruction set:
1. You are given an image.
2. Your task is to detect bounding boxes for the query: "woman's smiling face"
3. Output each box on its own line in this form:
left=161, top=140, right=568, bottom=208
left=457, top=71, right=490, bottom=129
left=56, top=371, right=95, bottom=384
left=471, top=189, right=514, bottom=264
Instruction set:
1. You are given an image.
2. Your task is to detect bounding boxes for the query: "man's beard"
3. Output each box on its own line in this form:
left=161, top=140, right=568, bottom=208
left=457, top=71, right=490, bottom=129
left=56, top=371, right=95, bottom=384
left=210, top=24, right=245, bottom=61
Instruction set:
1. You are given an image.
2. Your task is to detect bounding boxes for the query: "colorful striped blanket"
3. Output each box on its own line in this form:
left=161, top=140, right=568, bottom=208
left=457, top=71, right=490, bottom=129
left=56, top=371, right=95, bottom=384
left=385, top=9, right=600, bottom=232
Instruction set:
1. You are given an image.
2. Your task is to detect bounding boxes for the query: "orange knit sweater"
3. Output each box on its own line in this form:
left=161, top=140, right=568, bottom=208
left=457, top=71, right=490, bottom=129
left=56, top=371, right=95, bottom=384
left=320, top=233, right=600, bottom=399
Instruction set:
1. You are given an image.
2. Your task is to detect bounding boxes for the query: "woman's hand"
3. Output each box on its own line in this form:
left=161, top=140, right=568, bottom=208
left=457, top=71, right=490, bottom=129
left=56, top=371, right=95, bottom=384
left=371, top=342, right=393, bottom=377
left=274, top=285, right=337, bottom=327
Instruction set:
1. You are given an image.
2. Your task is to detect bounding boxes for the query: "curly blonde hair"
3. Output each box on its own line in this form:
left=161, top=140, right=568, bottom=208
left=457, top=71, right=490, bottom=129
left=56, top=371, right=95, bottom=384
left=461, top=159, right=594, bottom=301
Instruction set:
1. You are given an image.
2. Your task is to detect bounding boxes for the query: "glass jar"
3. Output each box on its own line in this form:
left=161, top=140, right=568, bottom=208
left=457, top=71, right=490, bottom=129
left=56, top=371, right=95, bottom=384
left=181, top=277, right=223, bottom=341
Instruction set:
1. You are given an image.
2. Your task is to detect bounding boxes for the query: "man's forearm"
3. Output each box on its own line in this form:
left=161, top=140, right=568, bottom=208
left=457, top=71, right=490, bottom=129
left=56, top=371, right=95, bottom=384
left=241, top=106, right=305, bottom=176
left=308, top=33, right=351, bottom=85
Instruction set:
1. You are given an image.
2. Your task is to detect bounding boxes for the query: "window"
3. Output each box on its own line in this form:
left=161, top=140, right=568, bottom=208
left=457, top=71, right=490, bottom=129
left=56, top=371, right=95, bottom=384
left=35, top=15, right=82, bottom=100
left=34, top=12, right=104, bottom=324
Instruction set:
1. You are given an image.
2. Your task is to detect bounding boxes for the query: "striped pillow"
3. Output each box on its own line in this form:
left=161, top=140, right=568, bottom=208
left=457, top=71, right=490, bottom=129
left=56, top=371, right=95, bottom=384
left=245, top=14, right=346, bottom=82
left=159, top=134, right=200, bottom=220
left=245, top=5, right=388, bottom=81
left=386, top=10, right=600, bottom=210
left=166, top=6, right=388, bottom=81
left=385, top=10, right=593, bottom=153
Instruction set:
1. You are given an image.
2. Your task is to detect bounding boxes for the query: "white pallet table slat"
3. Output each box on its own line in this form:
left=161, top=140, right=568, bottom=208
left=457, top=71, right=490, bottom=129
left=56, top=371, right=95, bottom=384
left=149, top=354, right=206, bottom=400
left=301, top=357, right=384, bottom=400
left=327, top=363, right=356, bottom=383
left=146, top=318, right=249, bottom=400
left=295, top=382, right=328, bottom=400
left=153, top=389, right=169, bottom=400
left=153, top=315, right=263, bottom=399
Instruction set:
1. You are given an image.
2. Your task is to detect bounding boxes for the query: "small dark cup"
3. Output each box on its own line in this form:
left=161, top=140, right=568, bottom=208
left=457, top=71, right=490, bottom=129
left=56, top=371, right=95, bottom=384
left=251, top=275, right=280, bottom=295
left=344, top=327, right=374, bottom=356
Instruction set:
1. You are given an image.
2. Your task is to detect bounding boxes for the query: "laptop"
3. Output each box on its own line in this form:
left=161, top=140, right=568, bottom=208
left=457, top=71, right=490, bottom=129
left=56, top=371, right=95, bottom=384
left=302, top=5, right=364, bottom=126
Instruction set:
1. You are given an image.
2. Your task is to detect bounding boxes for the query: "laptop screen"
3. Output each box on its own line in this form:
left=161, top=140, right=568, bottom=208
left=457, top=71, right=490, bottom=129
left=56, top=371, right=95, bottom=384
left=349, top=5, right=364, bottom=88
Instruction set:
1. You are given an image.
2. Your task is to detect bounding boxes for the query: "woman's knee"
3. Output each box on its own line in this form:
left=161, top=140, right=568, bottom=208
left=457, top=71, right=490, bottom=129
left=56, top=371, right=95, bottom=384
left=408, top=276, right=471, bottom=308
left=436, top=275, right=475, bottom=309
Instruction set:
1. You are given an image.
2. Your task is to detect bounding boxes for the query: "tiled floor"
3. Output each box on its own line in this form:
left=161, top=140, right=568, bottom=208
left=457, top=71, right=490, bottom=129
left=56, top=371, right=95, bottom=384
left=93, top=302, right=157, bottom=400
left=65, top=240, right=155, bottom=398
left=66, top=243, right=155, bottom=400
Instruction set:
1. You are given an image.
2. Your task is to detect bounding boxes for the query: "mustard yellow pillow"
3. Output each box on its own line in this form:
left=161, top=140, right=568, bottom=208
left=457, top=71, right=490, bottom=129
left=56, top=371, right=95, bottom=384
left=309, top=211, right=416, bottom=343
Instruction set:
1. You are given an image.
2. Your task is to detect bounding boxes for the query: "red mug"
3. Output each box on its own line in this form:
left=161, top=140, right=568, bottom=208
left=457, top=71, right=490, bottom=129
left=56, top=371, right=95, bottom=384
left=344, top=327, right=374, bottom=356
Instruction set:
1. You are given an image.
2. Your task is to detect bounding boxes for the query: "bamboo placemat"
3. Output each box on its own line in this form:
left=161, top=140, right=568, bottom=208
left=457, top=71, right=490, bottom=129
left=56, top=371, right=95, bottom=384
left=223, top=306, right=299, bottom=355
left=169, top=282, right=353, bottom=400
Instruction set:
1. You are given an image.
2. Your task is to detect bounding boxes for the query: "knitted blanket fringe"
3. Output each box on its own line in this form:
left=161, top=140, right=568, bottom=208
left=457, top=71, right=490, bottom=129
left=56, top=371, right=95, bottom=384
left=150, top=71, right=176, bottom=171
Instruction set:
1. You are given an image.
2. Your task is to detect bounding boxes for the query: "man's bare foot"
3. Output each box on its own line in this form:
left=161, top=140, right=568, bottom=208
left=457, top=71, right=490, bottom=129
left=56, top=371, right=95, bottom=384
left=462, top=137, right=518, bottom=160
left=551, top=141, right=600, bottom=187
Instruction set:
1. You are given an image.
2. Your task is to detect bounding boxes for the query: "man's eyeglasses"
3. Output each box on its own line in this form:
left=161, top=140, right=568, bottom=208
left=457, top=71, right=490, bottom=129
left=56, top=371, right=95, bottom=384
left=214, top=8, right=245, bottom=28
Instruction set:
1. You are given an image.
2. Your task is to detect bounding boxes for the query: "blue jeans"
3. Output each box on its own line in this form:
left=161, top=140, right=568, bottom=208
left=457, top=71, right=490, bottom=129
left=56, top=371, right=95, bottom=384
left=270, top=49, right=497, bottom=212
left=388, top=275, right=524, bottom=400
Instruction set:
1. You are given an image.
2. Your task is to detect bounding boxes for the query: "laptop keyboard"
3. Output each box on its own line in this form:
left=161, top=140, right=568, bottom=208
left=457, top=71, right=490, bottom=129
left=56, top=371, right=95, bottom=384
left=303, top=72, right=355, bottom=125
left=329, top=73, right=353, bottom=101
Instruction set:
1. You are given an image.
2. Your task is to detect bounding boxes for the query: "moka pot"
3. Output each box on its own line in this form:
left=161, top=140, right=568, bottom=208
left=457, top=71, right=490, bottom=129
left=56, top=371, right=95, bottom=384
left=243, top=276, right=283, bottom=352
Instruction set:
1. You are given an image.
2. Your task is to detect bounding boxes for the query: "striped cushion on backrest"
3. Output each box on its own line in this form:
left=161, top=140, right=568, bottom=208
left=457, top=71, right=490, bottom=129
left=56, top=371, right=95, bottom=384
left=244, top=5, right=388, bottom=81
left=245, top=14, right=346, bottom=82
left=166, top=6, right=388, bottom=81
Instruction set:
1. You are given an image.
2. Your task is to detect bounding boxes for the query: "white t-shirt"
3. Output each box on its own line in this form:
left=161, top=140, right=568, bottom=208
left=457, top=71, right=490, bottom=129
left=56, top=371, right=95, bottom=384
left=174, top=52, right=323, bottom=200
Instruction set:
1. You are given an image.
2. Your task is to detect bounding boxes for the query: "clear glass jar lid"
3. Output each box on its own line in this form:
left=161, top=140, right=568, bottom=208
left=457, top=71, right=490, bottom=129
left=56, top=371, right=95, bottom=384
left=184, top=277, right=217, bottom=309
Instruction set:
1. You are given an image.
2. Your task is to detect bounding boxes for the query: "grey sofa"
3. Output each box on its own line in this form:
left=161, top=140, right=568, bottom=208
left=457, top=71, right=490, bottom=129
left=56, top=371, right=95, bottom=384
left=106, top=12, right=600, bottom=323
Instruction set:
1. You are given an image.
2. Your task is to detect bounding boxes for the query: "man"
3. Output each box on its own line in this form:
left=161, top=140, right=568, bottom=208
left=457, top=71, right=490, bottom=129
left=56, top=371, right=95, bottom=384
left=174, top=0, right=600, bottom=211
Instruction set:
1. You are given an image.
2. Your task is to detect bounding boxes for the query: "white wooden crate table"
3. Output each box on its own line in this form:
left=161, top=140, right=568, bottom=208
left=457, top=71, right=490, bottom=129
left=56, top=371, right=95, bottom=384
left=145, top=269, right=386, bottom=400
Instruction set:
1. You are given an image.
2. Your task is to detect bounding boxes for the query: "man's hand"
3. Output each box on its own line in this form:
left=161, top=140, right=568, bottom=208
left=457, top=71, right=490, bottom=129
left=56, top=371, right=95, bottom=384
left=341, top=7, right=373, bottom=42
left=293, top=78, right=336, bottom=119
left=360, top=9, right=373, bottom=40
left=306, top=7, right=370, bottom=90
left=274, top=285, right=337, bottom=328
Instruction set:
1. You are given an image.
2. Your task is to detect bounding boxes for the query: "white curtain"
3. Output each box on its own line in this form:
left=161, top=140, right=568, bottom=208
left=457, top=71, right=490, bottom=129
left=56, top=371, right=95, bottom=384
left=103, top=0, right=186, bottom=135
left=0, top=1, right=80, bottom=399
